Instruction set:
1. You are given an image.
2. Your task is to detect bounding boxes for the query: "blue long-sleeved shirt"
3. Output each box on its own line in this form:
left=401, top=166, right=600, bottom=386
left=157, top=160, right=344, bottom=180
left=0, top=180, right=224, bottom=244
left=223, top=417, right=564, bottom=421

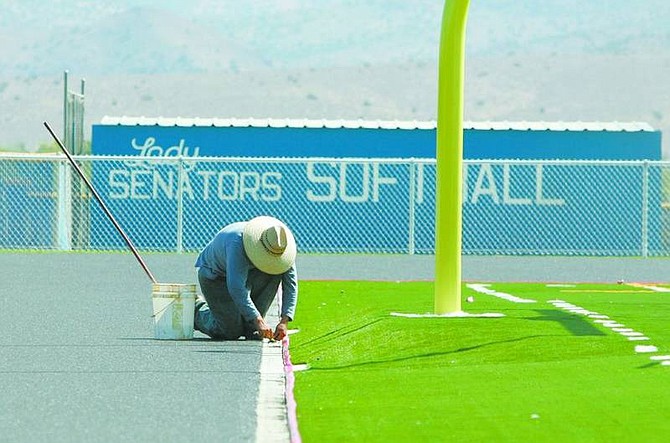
left=195, top=222, right=298, bottom=321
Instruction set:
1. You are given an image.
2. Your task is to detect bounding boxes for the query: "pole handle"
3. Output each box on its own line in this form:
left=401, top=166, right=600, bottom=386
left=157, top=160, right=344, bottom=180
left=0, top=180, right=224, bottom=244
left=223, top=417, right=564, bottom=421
left=44, top=121, right=158, bottom=284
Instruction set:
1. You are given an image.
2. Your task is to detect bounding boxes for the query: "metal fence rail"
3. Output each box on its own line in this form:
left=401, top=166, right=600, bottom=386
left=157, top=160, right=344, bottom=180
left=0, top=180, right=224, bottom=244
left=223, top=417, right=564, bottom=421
left=1, top=154, right=669, bottom=256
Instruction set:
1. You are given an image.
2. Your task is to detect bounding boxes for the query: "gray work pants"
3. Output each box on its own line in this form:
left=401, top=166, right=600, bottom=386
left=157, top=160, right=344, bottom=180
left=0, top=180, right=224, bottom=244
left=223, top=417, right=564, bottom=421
left=194, top=267, right=280, bottom=340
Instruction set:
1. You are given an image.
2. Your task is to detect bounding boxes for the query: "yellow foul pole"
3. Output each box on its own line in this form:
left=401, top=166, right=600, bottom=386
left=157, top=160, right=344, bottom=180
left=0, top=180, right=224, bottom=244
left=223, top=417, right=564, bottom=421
left=435, top=0, right=470, bottom=314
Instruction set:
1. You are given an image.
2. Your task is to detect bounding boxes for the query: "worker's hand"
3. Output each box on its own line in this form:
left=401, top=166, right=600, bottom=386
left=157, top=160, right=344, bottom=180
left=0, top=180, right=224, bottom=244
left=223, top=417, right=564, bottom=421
left=255, top=316, right=273, bottom=339
left=273, top=322, right=288, bottom=341
left=273, top=315, right=291, bottom=341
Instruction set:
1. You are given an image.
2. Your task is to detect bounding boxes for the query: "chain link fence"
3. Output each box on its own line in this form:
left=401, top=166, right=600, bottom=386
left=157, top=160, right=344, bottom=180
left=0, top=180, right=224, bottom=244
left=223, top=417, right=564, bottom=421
left=1, top=154, right=669, bottom=256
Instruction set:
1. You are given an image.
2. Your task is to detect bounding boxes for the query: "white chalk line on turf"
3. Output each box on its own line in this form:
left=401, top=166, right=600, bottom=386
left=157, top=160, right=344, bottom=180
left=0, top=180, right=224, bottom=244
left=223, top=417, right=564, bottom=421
left=391, top=312, right=505, bottom=318
left=548, top=299, right=667, bottom=364
left=626, top=283, right=670, bottom=293
left=466, top=284, right=536, bottom=304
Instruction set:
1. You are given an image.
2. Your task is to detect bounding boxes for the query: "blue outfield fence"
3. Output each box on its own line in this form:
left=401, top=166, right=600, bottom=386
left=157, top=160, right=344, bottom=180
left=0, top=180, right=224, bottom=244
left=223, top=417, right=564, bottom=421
left=1, top=154, right=669, bottom=256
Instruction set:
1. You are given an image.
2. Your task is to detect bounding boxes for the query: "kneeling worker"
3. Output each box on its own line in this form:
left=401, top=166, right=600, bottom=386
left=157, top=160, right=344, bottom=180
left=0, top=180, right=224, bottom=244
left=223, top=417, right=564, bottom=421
left=194, top=216, right=298, bottom=341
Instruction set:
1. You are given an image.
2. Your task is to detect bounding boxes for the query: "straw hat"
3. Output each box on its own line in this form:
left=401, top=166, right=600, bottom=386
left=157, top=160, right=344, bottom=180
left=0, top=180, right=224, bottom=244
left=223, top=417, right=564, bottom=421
left=243, top=216, right=297, bottom=275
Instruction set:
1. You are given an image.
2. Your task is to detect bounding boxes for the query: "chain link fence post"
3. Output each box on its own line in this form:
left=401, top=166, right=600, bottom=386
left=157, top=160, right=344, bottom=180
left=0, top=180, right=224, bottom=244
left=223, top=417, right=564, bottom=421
left=408, top=160, right=416, bottom=255
left=63, top=71, right=89, bottom=248
left=56, top=159, right=72, bottom=250
left=176, top=156, right=184, bottom=253
left=641, top=160, right=649, bottom=257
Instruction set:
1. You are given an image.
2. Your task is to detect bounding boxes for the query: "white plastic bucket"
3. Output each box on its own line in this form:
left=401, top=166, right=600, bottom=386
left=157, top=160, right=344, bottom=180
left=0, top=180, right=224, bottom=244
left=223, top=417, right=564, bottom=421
left=152, top=283, right=196, bottom=340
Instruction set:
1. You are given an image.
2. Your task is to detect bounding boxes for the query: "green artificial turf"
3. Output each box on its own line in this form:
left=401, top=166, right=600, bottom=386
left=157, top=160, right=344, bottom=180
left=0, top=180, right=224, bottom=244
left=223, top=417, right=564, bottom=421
left=289, top=281, right=670, bottom=442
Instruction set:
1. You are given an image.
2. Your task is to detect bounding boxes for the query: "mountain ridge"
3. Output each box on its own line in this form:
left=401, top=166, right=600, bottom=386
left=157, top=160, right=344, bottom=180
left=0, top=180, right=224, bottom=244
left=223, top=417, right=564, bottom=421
left=0, top=1, right=668, bottom=156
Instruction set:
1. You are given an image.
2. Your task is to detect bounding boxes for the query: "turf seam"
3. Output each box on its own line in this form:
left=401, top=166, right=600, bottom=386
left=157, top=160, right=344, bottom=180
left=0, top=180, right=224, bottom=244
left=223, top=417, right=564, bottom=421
left=282, top=335, right=302, bottom=443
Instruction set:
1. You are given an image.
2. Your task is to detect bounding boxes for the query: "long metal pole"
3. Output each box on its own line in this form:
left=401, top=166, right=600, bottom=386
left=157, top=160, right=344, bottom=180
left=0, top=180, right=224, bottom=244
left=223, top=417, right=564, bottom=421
left=63, top=70, right=68, bottom=144
left=44, top=121, right=158, bottom=284
left=434, top=0, right=470, bottom=314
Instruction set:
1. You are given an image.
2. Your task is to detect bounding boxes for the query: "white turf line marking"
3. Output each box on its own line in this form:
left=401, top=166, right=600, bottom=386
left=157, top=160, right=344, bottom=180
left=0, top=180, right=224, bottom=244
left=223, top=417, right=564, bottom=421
left=567, top=309, right=594, bottom=315
left=554, top=303, right=578, bottom=309
left=636, top=345, right=659, bottom=353
left=602, top=323, right=627, bottom=328
left=257, top=339, right=290, bottom=443
left=256, top=341, right=290, bottom=442
left=390, top=312, right=505, bottom=318
left=550, top=299, right=666, bottom=361
left=466, top=284, right=536, bottom=303
left=256, top=296, right=291, bottom=443
left=628, top=336, right=650, bottom=341
left=593, top=320, right=626, bottom=327
left=626, top=283, right=670, bottom=293
left=650, top=355, right=670, bottom=360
